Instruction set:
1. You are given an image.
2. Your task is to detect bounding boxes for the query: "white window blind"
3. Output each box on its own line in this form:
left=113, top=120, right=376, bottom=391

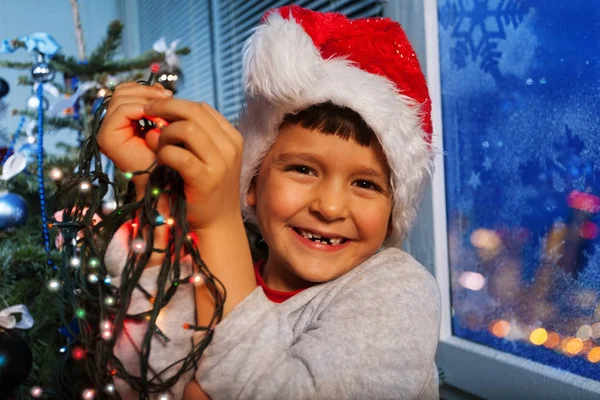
left=137, top=0, right=216, bottom=106
left=212, top=0, right=385, bottom=122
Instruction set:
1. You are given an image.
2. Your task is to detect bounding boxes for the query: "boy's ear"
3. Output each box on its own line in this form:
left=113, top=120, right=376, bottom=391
left=246, top=177, right=257, bottom=207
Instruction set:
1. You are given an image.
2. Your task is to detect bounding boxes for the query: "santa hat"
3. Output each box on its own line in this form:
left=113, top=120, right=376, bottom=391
left=238, top=6, right=434, bottom=248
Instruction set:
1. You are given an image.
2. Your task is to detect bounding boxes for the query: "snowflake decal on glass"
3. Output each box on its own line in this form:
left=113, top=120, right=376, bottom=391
left=439, top=0, right=531, bottom=78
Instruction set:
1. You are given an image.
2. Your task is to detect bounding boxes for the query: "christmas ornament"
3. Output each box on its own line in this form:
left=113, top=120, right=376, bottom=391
left=0, top=331, right=33, bottom=395
left=16, top=142, right=36, bottom=164
left=31, top=52, right=55, bottom=83
left=0, top=192, right=28, bottom=229
left=26, top=94, right=49, bottom=112
left=0, top=78, right=9, bottom=99
left=152, top=37, right=181, bottom=68
left=17, top=33, right=60, bottom=55
left=0, top=305, right=34, bottom=395
left=156, top=65, right=183, bottom=93
left=0, top=33, right=59, bottom=55
left=49, top=81, right=96, bottom=116
left=153, top=37, right=184, bottom=93
left=0, top=152, right=27, bottom=180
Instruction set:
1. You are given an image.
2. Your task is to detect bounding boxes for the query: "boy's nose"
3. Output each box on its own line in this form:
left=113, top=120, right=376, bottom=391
left=308, top=184, right=349, bottom=221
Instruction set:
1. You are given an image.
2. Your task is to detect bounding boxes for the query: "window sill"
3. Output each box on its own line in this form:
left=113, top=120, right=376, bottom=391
left=436, top=336, right=600, bottom=399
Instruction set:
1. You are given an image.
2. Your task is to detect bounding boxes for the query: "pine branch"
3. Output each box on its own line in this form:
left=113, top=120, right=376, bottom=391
left=49, top=47, right=190, bottom=80
left=17, top=75, right=32, bottom=86
left=0, top=60, right=33, bottom=69
left=13, top=110, right=83, bottom=131
left=88, top=20, right=123, bottom=64
left=98, top=48, right=191, bottom=75
left=49, top=53, right=89, bottom=76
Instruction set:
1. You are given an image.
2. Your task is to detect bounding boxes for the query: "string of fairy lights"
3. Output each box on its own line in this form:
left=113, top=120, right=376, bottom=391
left=29, top=68, right=226, bottom=399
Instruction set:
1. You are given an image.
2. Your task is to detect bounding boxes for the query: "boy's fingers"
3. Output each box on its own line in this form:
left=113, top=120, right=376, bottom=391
left=105, top=96, right=154, bottom=117
left=98, top=103, right=146, bottom=145
left=145, top=129, right=162, bottom=153
left=158, top=121, right=221, bottom=167
left=196, top=102, right=243, bottom=147
left=156, top=145, right=210, bottom=185
left=97, top=103, right=156, bottom=171
left=144, top=99, right=238, bottom=146
left=144, top=99, right=210, bottom=123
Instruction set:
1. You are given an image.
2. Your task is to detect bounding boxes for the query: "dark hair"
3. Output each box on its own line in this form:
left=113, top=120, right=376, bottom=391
left=280, top=101, right=375, bottom=147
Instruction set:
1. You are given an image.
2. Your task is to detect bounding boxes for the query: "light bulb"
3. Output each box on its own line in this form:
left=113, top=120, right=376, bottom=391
left=48, top=279, right=61, bottom=291
left=49, top=168, right=63, bottom=180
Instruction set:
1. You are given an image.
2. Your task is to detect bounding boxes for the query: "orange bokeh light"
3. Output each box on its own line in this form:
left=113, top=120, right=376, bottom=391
left=562, top=337, right=584, bottom=355
left=588, top=347, right=600, bottom=363
left=489, top=320, right=510, bottom=338
left=543, top=332, right=560, bottom=349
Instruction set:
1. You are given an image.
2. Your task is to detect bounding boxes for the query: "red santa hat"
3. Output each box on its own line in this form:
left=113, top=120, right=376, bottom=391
left=238, top=5, right=434, bottom=248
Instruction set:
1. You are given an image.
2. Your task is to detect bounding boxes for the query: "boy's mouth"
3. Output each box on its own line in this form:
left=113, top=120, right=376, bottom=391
left=292, top=227, right=348, bottom=246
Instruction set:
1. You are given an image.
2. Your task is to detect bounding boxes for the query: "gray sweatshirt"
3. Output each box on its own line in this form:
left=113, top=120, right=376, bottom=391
left=105, top=224, right=441, bottom=400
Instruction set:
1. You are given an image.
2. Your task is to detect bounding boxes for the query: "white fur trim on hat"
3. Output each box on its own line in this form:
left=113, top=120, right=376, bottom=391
left=238, top=11, right=434, bottom=249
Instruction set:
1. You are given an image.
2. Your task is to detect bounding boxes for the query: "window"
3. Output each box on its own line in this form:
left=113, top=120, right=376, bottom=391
left=212, top=0, right=385, bottom=122
left=136, top=0, right=216, bottom=105
left=420, top=0, right=600, bottom=397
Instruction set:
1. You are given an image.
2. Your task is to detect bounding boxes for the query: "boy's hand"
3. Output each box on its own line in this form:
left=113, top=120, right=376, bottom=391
left=143, top=99, right=244, bottom=231
left=97, top=82, right=173, bottom=191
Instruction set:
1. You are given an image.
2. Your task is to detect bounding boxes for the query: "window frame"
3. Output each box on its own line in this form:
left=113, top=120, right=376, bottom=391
left=407, top=0, right=600, bottom=397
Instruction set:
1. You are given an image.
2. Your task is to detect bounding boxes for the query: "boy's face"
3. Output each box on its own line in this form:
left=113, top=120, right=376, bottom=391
left=247, top=123, right=393, bottom=291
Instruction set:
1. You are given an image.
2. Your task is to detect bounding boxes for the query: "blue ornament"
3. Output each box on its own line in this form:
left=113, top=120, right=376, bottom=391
left=0, top=77, right=9, bottom=99
left=0, top=331, right=33, bottom=394
left=16, top=142, right=36, bottom=164
left=31, top=53, right=55, bottom=83
left=0, top=192, right=28, bottom=229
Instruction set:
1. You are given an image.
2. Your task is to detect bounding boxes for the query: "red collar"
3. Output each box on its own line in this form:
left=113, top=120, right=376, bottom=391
left=253, top=260, right=305, bottom=303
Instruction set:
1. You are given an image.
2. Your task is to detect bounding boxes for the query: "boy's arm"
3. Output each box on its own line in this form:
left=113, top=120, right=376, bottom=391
left=183, top=380, right=211, bottom=400
left=192, top=215, right=257, bottom=327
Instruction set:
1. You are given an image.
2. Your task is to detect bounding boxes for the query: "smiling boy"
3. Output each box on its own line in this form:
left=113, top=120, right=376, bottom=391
left=248, top=104, right=394, bottom=292
left=102, top=6, right=441, bottom=400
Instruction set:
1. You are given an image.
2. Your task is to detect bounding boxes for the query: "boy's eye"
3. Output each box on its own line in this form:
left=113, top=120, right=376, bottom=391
left=354, top=180, right=381, bottom=191
left=288, top=165, right=315, bottom=175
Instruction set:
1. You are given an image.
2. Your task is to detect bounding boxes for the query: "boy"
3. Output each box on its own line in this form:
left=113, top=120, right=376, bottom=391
left=101, top=5, right=441, bottom=399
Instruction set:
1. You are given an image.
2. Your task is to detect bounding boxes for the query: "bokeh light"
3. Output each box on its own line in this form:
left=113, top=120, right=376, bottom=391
left=489, top=320, right=510, bottom=338
left=588, top=347, right=600, bottom=363
left=458, top=271, right=486, bottom=291
left=529, top=328, right=548, bottom=346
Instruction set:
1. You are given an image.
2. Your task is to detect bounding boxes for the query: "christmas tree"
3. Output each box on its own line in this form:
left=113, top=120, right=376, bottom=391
left=0, top=0, right=190, bottom=397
